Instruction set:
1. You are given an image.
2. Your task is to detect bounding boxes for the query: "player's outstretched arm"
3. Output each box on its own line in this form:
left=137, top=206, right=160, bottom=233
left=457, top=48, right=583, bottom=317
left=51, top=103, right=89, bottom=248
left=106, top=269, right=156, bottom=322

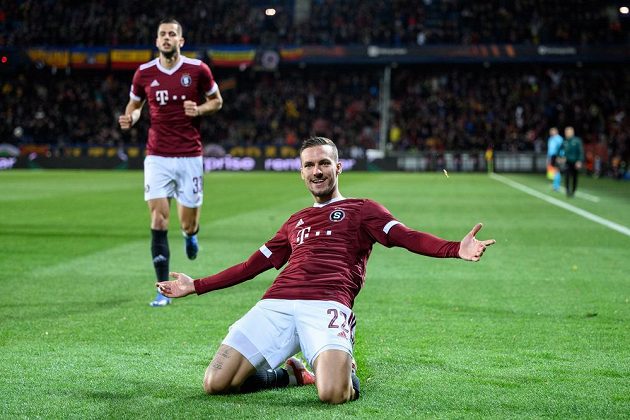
left=161, top=249, right=276, bottom=299
left=156, top=272, right=195, bottom=298
left=458, top=223, right=496, bottom=262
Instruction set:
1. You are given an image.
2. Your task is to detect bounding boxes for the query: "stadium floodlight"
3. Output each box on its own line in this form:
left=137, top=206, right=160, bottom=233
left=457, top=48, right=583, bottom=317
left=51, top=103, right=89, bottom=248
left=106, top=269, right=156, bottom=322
left=265, top=8, right=276, bottom=16
left=620, top=6, right=629, bottom=14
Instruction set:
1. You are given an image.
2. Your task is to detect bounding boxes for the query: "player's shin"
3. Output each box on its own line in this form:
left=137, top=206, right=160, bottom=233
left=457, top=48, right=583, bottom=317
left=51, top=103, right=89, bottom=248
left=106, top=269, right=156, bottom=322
left=351, top=372, right=360, bottom=400
left=239, top=368, right=290, bottom=393
left=151, top=229, right=170, bottom=281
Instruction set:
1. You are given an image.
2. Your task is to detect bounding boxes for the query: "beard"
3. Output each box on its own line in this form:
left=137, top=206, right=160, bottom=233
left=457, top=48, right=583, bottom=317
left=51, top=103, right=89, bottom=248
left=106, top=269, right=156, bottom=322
left=159, top=46, right=177, bottom=59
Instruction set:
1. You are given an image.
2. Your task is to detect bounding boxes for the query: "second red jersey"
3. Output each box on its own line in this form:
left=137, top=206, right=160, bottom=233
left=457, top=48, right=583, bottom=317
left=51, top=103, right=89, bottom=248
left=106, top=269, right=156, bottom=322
left=130, top=56, right=217, bottom=157
left=260, top=198, right=400, bottom=309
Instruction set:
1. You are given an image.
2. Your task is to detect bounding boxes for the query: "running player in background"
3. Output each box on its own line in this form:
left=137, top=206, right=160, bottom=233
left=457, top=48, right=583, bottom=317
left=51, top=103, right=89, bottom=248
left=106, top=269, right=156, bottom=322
left=119, top=18, right=223, bottom=307
left=157, top=137, right=495, bottom=403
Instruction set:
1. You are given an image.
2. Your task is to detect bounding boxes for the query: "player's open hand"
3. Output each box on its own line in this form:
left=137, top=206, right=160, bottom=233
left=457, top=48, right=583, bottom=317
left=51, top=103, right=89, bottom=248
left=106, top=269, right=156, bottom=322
left=156, top=272, right=196, bottom=298
left=458, top=223, right=496, bottom=262
left=183, top=100, right=200, bottom=117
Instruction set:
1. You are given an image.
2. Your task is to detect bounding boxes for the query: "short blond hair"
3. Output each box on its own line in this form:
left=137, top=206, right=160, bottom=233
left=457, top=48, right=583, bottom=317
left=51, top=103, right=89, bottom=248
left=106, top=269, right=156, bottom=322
left=300, top=137, right=338, bottom=161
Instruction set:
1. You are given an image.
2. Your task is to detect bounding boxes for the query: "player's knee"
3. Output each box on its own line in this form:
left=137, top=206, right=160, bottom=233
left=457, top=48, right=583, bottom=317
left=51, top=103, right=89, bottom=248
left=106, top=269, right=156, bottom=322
left=151, top=213, right=169, bottom=230
left=203, top=381, right=223, bottom=395
left=317, top=383, right=352, bottom=404
left=203, top=371, right=230, bottom=395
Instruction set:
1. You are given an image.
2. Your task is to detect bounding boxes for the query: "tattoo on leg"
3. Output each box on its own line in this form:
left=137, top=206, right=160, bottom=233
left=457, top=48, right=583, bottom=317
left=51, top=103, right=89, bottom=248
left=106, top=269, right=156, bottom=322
left=211, top=347, right=232, bottom=370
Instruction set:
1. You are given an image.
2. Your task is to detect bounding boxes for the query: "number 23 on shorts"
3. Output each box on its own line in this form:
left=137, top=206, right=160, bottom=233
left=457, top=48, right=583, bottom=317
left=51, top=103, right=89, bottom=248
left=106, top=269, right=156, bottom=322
left=327, top=308, right=356, bottom=344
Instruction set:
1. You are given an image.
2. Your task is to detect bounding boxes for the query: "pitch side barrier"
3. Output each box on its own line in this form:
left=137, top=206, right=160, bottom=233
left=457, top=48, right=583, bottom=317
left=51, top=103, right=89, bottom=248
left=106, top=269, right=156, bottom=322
left=200, top=152, right=545, bottom=172
left=203, top=156, right=364, bottom=172
left=4, top=152, right=549, bottom=173
left=5, top=44, right=628, bottom=73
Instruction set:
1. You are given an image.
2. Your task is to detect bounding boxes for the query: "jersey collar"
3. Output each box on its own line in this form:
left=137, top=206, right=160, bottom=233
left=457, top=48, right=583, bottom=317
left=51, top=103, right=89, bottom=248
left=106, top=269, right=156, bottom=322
left=156, top=56, right=184, bottom=75
left=313, top=196, right=346, bottom=208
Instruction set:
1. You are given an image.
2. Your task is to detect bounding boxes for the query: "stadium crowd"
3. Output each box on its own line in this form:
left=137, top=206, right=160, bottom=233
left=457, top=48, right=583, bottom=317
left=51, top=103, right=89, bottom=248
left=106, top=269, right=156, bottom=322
left=2, top=64, right=628, bottom=166
left=389, top=65, right=629, bottom=156
left=1, top=0, right=628, bottom=176
left=1, top=0, right=627, bottom=47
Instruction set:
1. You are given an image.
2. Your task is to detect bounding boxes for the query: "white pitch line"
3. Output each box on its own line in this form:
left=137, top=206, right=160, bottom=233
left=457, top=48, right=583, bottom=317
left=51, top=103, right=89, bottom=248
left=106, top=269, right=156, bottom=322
left=559, top=186, right=600, bottom=202
left=490, top=173, right=630, bottom=237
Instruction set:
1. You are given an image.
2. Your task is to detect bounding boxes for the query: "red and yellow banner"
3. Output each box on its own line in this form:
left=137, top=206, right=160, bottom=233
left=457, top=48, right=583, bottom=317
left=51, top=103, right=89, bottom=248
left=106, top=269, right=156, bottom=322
left=26, top=49, right=70, bottom=68
left=207, top=47, right=255, bottom=67
left=280, top=47, right=304, bottom=61
left=70, top=48, right=108, bottom=69
left=110, top=49, right=153, bottom=70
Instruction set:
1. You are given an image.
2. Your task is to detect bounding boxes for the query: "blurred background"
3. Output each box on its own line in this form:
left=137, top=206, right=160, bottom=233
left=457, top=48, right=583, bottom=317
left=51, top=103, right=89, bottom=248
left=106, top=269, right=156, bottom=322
left=1, top=0, right=629, bottom=177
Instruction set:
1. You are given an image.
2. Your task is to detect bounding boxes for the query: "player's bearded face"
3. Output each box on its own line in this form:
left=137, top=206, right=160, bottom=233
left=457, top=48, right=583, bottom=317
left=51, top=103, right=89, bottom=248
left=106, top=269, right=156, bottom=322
left=156, top=23, right=183, bottom=59
left=300, top=145, right=342, bottom=202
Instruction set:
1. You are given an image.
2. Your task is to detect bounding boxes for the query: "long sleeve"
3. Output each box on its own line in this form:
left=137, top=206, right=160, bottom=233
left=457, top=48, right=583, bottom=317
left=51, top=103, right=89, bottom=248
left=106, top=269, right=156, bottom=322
left=193, top=250, right=274, bottom=295
left=388, top=223, right=461, bottom=258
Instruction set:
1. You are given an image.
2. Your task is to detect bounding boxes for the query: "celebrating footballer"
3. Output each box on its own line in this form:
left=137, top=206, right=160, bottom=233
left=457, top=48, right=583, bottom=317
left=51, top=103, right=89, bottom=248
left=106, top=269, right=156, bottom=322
left=158, top=136, right=496, bottom=404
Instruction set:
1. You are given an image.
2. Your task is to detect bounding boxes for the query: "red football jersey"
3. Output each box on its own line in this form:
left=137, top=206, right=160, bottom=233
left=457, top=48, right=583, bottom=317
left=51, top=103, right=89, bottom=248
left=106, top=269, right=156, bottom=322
left=130, top=56, right=217, bottom=157
left=260, top=198, right=401, bottom=309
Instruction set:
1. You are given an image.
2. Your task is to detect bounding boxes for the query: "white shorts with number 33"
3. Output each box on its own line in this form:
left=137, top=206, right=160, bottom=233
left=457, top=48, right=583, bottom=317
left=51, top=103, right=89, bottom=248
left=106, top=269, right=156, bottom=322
left=144, top=155, right=203, bottom=208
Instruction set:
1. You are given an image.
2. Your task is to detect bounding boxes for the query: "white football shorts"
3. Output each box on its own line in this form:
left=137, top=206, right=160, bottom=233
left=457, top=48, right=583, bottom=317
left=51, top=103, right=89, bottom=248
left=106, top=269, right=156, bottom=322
left=223, top=299, right=356, bottom=370
left=144, top=155, right=203, bottom=208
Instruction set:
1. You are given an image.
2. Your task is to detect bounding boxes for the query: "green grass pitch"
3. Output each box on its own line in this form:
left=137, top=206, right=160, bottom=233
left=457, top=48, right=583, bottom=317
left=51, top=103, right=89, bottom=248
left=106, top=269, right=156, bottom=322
left=1, top=170, right=629, bottom=418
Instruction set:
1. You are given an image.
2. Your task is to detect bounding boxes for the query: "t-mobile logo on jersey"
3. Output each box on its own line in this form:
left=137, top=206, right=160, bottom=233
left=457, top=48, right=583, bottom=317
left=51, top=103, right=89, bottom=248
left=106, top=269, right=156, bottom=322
left=295, top=226, right=332, bottom=245
left=155, top=90, right=169, bottom=105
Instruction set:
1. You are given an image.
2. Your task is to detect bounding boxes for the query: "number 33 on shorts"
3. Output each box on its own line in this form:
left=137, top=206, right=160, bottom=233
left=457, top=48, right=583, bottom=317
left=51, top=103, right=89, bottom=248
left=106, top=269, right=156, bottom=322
left=192, top=176, right=203, bottom=194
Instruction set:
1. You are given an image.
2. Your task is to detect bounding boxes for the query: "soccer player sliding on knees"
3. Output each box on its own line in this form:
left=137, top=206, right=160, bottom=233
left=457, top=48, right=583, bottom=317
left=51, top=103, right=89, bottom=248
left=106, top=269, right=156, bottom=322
left=158, top=136, right=496, bottom=404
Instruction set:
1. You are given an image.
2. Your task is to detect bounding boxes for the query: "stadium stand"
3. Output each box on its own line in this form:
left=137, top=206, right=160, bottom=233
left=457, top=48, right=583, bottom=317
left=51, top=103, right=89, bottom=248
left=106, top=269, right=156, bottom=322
left=0, top=0, right=628, bottom=175
left=2, top=0, right=626, bottom=46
